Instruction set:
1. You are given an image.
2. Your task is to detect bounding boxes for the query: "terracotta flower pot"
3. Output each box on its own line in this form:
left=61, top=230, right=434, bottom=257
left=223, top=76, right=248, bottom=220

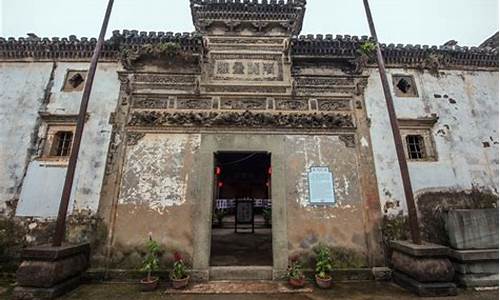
left=171, top=275, right=190, bottom=289
left=315, top=274, right=332, bottom=289
left=140, top=277, right=159, bottom=292
left=288, top=277, right=306, bottom=288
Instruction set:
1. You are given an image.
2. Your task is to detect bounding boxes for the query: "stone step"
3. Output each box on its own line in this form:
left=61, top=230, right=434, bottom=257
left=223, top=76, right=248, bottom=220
left=209, top=266, right=273, bottom=281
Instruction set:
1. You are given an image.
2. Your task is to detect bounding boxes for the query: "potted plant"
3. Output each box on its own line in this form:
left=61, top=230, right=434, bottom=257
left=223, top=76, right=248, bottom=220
left=287, top=255, right=306, bottom=288
left=170, top=251, right=189, bottom=289
left=140, top=238, right=161, bottom=291
left=214, top=209, right=226, bottom=227
left=314, top=244, right=333, bottom=289
left=262, top=208, right=272, bottom=227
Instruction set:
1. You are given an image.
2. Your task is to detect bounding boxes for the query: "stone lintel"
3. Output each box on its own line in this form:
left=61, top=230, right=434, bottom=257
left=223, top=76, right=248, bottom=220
left=393, top=271, right=458, bottom=297
left=21, top=243, right=90, bottom=261
left=448, top=248, right=499, bottom=262
left=390, top=240, right=449, bottom=257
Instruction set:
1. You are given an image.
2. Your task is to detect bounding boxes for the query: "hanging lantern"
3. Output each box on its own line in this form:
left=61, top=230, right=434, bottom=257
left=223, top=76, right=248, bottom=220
left=215, top=166, right=221, bottom=176
left=268, top=167, right=272, bottom=175
left=218, top=181, right=224, bottom=188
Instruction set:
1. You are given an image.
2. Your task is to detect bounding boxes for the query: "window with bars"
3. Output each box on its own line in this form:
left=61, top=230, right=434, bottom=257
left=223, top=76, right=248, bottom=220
left=50, top=131, right=73, bottom=157
left=406, top=135, right=426, bottom=160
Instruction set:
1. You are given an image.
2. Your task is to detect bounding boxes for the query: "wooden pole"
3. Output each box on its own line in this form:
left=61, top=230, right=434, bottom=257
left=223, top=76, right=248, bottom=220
left=362, top=0, right=422, bottom=244
left=53, top=0, right=115, bottom=247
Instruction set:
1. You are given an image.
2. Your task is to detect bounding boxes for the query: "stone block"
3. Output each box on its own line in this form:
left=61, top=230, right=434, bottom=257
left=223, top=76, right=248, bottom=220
left=455, top=273, right=499, bottom=288
left=452, top=261, right=498, bottom=274
left=393, top=271, right=458, bottom=297
left=392, top=250, right=454, bottom=283
left=16, top=254, right=88, bottom=288
left=390, top=240, right=448, bottom=257
left=448, top=248, right=498, bottom=261
left=445, top=209, right=498, bottom=250
left=15, top=243, right=90, bottom=299
left=12, top=276, right=81, bottom=300
left=372, top=267, right=392, bottom=281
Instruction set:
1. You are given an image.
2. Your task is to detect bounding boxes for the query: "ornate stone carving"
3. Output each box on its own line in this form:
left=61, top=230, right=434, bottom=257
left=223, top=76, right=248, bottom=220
left=296, top=77, right=355, bottom=86
left=204, top=85, right=287, bottom=94
left=176, top=98, right=212, bottom=110
left=339, top=134, right=356, bottom=148
left=127, top=132, right=145, bottom=146
left=317, top=100, right=351, bottom=111
left=275, top=99, right=308, bottom=111
left=132, top=98, right=169, bottom=109
left=128, top=110, right=355, bottom=129
left=220, top=99, right=267, bottom=110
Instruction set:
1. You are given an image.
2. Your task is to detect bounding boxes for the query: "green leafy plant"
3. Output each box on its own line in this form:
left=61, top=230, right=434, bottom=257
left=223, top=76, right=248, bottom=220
left=171, top=251, right=188, bottom=280
left=262, top=208, right=272, bottom=226
left=141, top=238, right=161, bottom=282
left=287, top=255, right=305, bottom=280
left=314, top=244, right=333, bottom=279
left=358, top=41, right=377, bottom=56
left=214, top=209, right=226, bottom=226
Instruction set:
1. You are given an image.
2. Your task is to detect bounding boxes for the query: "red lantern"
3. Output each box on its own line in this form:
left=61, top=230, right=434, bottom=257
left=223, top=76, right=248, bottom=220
left=218, top=181, right=223, bottom=188
left=215, top=166, right=221, bottom=176
left=268, top=167, right=272, bottom=175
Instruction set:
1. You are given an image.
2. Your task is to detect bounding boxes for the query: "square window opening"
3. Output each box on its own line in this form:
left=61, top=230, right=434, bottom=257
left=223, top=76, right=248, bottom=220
left=406, top=135, right=426, bottom=160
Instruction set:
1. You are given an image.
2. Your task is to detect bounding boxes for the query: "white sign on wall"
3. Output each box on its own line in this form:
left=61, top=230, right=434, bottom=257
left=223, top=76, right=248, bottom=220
left=308, top=166, right=336, bottom=205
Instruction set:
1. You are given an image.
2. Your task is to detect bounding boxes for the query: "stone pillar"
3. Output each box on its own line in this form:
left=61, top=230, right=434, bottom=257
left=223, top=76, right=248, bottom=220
left=391, top=241, right=457, bottom=297
left=13, top=243, right=90, bottom=300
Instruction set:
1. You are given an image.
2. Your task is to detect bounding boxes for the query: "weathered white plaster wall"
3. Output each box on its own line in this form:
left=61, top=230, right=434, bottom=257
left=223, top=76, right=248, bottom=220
left=365, top=68, right=499, bottom=215
left=0, top=62, right=120, bottom=217
left=0, top=62, right=53, bottom=215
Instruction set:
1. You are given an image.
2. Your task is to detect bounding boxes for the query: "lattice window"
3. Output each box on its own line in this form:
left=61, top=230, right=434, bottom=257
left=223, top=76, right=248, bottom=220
left=50, top=131, right=73, bottom=157
left=406, top=135, right=426, bottom=160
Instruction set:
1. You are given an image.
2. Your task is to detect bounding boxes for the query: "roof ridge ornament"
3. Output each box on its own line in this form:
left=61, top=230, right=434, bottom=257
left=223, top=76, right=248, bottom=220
left=190, top=0, right=306, bottom=36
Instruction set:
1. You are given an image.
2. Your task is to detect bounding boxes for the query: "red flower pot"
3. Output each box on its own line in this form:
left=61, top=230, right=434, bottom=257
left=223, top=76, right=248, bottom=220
left=315, top=275, right=332, bottom=289
left=140, top=277, right=159, bottom=292
left=171, top=275, right=190, bottom=289
left=288, top=277, right=306, bottom=288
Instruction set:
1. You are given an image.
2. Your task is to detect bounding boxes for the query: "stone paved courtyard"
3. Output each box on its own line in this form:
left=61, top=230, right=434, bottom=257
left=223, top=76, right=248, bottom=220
left=1, top=280, right=498, bottom=300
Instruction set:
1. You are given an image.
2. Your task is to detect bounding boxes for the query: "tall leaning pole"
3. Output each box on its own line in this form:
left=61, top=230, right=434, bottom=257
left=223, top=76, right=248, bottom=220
left=53, top=0, right=115, bottom=247
left=362, top=0, right=421, bottom=244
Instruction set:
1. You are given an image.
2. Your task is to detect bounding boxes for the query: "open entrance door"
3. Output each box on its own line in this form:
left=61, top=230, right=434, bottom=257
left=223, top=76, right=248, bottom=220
left=210, top=152, right=272, bottom=266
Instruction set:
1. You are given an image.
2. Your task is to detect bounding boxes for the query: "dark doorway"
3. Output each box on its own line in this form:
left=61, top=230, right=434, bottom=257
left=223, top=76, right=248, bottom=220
left=210, top=152, right=273, bottom=266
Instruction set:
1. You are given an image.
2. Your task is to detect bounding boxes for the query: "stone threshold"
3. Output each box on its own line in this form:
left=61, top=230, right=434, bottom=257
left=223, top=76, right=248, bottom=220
left=164, top=280, right=313, bottom=294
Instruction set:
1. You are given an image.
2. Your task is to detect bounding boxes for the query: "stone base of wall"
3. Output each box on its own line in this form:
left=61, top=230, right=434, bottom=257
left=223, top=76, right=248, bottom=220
left=449, top=248, right=499, bottom=288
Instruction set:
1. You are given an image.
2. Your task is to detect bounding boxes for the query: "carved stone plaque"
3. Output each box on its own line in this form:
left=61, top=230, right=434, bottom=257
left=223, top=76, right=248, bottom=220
left=308, top=167, right=336, bottom=205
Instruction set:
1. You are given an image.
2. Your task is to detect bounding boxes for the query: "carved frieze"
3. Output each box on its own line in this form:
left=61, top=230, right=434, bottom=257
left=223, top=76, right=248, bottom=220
left=128, top=110, right=355, bottom=129
left=275, top=99, right=308, bottom=111
left=176, top=98, right=212, bottom=110
left=204, top=85, right=287, bottom=94
left=132, top=98, right=170, bottom=109
left=295, top=77, right=355, bottom=86
left=317, top=99, right=352, bottom=111
left=220, top=98, right=267, bottom=110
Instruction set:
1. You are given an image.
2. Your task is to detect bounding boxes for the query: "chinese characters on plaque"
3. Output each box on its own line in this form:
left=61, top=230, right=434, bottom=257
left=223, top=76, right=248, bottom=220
left=308, top=167, right=336, bottom=205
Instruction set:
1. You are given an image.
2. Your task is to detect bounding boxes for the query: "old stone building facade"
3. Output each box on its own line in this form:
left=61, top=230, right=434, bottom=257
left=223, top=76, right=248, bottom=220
left=0, top=0, right=498, bottom=279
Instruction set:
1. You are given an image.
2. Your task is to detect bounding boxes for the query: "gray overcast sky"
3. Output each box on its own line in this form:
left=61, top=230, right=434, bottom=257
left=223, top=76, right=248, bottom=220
left=1, top=0, right=498, bottom=46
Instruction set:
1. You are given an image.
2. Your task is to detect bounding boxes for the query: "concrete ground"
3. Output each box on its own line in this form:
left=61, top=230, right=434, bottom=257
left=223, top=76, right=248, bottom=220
left=210, top=227, right=272, bottom=266
left=1, top=281, right=498, bottom=300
